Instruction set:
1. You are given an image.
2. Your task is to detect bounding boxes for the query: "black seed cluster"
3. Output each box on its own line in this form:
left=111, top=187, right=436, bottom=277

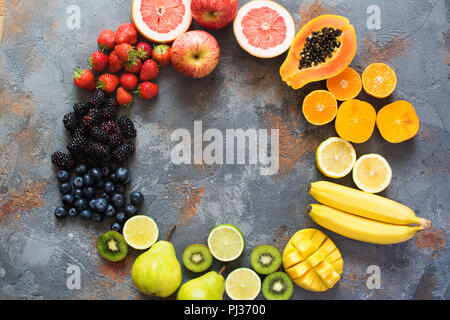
left=299, top=27, right=342, bottom=69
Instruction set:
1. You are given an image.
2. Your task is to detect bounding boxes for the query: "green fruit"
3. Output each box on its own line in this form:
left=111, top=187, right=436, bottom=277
left=182, top=244, right=213, bottom=273
left=250, top=245, right=281, bottom=275
left=177, top=268, right=226, bottom=300
left=262, top=272, right=293, bottom=300
left=97, top=231, right=128, bottom=262
left=131, top=226, right=182, bottom=298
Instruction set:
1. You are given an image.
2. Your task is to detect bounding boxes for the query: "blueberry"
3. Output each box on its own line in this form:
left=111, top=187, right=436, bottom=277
left=89, top=168, right=103, bottom=181
left=101, top=166, right=111, bottom=177
left=73, top=176, right=84, bottom=189
left=111, top=193, right=125, bottom=208
left=115, top=211, right=126, bottom=223
left=130, top=191, right=144, bottom=206
left=95, top=180, right=105, bottom=189
left=73, top=189, right=84, bottom=199
left=94, top=198, right=108, bottom=213
left=102, top=154, right=113, bottom=163
left=121, top=176, right=131, bottom=185
left=88, top=199, right=98, bottom=211
left=54, top=206, right=68, bottom=219
left=104, top=181, right=115, bottom=194
left=74, top=164, right=88, bottom=176
left=57, top=170, right=70, bottom=182
left=124, top=205, right=137, bottom=217
left=92, top=213, right=104, bottom=223
left=74, top=198, right=87, bottom=211
left=59, top=182, right=72, bottom=195
left=62, top=194, right=75, bottom=207
left=115, top=167, right=129, bottom=183
left=83, top=186, right=96, bottom=199
left=80, top=210, right=92, bottom=220
left=83, top=174, right=94, bottom=187
left=68, top=208, right=79, bottom=217
left=111, top=222, right=122, bottom=232
left=114, top=184, right=126, bottom=194
left=109, top=173, right=117, bottom=183
left=98, top=192, right=111, bottom=203
left=105, top=205, right=116, bottom=218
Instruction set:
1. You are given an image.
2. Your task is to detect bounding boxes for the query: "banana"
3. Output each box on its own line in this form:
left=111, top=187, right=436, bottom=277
left=307, top=204, right=423, bottom=244
left=308, top=181, right=431, bottom=228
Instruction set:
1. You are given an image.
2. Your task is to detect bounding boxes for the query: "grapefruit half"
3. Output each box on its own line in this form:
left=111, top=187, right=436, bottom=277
left=233, top=0, right=295, bottom=58
left=132, top=0, right=192, bottom=43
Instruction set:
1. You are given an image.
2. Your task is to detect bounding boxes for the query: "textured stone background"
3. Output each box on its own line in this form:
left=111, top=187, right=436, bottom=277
left=0, top=0, right=448, bottom=300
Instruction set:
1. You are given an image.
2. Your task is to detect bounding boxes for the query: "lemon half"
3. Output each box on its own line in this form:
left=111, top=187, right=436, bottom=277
left=316, top=137, right=356, bottom=178
left=352, top=154, right=392, bottom=193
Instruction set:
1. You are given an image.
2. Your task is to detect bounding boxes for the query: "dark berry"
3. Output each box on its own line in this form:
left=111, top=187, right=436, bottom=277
left=67, top=135, right=87, bottom=156
left=101, top=98, right=119, bottom=119
left=62, top=194, right=75, bottom=207
left=80, top=210, right=92, bottom=220
left=89, top=168, right=103, bottom=181
left=83, top=174, right=94, bottom=187
left=75, top=164, right=88, bottom=175
left=113, top=143, right=135, bottom=163
left=63, top=112, right=80, bottom=132
left=96, top=180, right=105, bottom=189
left=52, top=152, right=74, bottom=170
left=73, top=102, right=90, bottom=116
left=68, top=208, right=79, bottom=217
left=115, top=211, right=126, bottom=223
left=111, top=193, right=125, bottom=208
left=54, top=206, right=68, bottom=219
left=74, top=198, right=87, bottom=211
left=107, top=133, right=122, bottom=148
left=115, top=167, right=129, bottom=183
left=91, top=125, right=110, bottom=144
left=114, top=184, right=126, bottom=194
left=130, top=191, right=144, bottom=206
left=105, top=205, right=116, bottom=218
left=85, top=141, right=111, bottom=159
left=59, top=182, right=72, bottom=195
left=83, top=186, right=96, bottom=199
left=98, top=192, right=110, bottom=203
left=101, top=166, right=111, bottom=177
left=92, top=213, right=104, bottom=223
left=117, top=115, right=137, bottom=139
left=82, top=108, right=102, bottom=129
left=124, top=205, right=137, bottom=217
left=73, top=189, right=84, bottom=199
left=104, top=181, right=115, bottom=194
left=102, top=154, right=113, bottom=163
left=88, top=199, right=98, bottom=211
left=87, top=89, right=107, bottom=108
left=73, top=176, right=84, bottom=189
left=57, top=170, right=70, bottom=182
left=111, top=222, right=122, bottom=232
left=121, top=176, right=131, bottom=185
left=109, top=173, right=117, bottom=183
left=94, top=198, right=108, bottom=213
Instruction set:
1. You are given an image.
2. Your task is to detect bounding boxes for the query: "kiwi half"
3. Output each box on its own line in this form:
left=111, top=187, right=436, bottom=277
left=262, top=272, right=294, bottom=300
left=97, top=231, right=128, bottom=262
left=250, top=245, right=281, bottom=275
left=182, top=244, right=213, bottom=273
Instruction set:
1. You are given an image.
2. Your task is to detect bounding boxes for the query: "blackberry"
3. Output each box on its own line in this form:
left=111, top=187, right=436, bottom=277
left=113, top=142, right=135, bottom=163
left=101, top=98, right=119, bottom=119
left=67, top=134, right=88, bottom=155
left=63, top=112, right=80, bottom=132
left=51, top=151, right=74, bottom=170
left=91, top=125, right=109, bottom=144
left=107, top=133, right=122, bottom=148
left=73, top=125, right=88, bottom=137
left=87, top=89, right=107, bottom=108
left=102, top=120, right=119, bottom=135
left=82, top=108, right=102, bottom=129
left=73, top=102, right=90, bottom=116
left=117, top=116, right=137, bottom=139
left=85, top=141, right=111, bottom=159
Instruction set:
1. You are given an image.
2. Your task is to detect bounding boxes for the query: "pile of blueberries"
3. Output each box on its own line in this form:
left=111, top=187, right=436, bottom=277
left=54, top=163, right=144, bottom=232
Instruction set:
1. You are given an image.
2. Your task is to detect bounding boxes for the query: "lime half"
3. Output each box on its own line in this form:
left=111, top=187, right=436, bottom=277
left=207, top=224, right=244, bottom=262
left=226, top=268, right=261, bottom=300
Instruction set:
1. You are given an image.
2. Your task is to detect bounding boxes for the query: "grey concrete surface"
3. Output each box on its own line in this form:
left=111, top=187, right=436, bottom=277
left=0, top=0, right=448, bottom=300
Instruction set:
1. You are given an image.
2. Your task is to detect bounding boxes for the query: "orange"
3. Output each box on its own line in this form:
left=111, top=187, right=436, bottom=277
left=362, top=63, right=397, bottom=98
left=335, top=99, right=376, bottom=143
left=326, top=67, right=362, bottom=101
left=302, top=90, right=338, bottom=125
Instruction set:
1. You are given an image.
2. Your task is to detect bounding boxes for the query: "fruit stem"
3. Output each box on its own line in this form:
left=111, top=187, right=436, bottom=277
left=218, top=265, right=227, bottom=275
left=307, top=183, right=312, bottom=192
left=306, top=205, right=312, bottom=214
left=418, top=218, right=432, bottom=230
left=165, top=225, right=176, bottom=241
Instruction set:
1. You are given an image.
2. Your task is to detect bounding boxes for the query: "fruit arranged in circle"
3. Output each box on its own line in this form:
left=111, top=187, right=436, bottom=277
left=171, top=30, right=221, bottom=78
left=191, top=0, right=238, bottom=30
left=282, top=228, right=343, bottom=292
left=335, top=99, right=376, bottom=143
left=362, top=63, right=397, bottom=98
left=207, top=224, right=244, bottom=262
left=250, top=245, right=282, bottom=275
left=302, top=90, right=338, bottom=125
left=352, top=154, right=392, bottom=193
left=280, top=15, right=357, bottom=89
left=326, top=67, right=362, bottom=101
left=182, top=244, right=213, bottom=273
left=376, top=100, right=420, bottom=143
left=233, top=0, right=295, bottom=58
left=97, top=231, right=128, bottom=262
left=316, top=137, right=356, bottom=178
left=132, top=0, right=192, bottom=43
left=225, top=268, right=261, bottom=300
left=123, top=215, right=159, bottom=250
left=262, top=272, right=294, bottom=300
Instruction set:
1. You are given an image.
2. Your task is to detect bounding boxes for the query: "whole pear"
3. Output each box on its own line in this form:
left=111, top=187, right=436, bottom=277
left=177, top=266, right=226, bottom=300
left=131, top=226, right=182, bottom=298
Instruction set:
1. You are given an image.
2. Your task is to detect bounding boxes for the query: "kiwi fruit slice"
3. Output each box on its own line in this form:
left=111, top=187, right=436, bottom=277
left=182, top=244, right=213, bottom=273
left=97, top=231, right=128, bottom=262
left=262, top=272, right=294, bottom=300
left=250, top=245, right=281, bottom=275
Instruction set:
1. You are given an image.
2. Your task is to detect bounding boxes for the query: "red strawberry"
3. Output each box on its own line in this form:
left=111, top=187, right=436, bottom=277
left=120, top=73, right=138, bottom=91
left=152, top=44, right=171, bottom=66
left=115, top=43, right=135, bottom=62
left=116, top=23, right=138, bottom=45
left=117, top=87, right=133, bottom=106
left=124, top=58, right=142, bottom=74
left=97, top=74, right=120, bottom=93
left=109, top=51, right=124, bottom=73
left=137, top=82, right=158, bottom=100
left=136, top=42, right=152, bottom=60
left=73, top=67, right=96, bottom=91
left=88, top=51, right=109, bottom=72
left=97, top=30, right=116, bottom=51
left=140, top=59, right=159, bottom=81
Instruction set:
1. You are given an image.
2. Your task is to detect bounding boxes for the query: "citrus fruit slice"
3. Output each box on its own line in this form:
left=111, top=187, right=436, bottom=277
left=132, top=0, right=192, bottom=43
left=123, top=215, right=159, bottom=250
left=225, top=268, right=261, bottom=300
left=233, top=0, right=295, bottom=58
left=302, top=90, right=338, bottom=125
left=326, top=67, right=362, bottom=101
left=207, top=224, right=244, bottom=262
left=352, top=154, right=392, bottom=193
left=362, top=63, right=397, bottom=98
left=316, top=137, right=356, bottom=178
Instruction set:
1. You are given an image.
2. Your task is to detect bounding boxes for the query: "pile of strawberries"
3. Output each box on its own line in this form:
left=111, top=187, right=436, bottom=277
left=73, top=23, right=172, bottom=106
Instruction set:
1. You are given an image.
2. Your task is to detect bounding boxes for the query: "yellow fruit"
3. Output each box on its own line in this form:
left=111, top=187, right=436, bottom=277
left=123, top=215, right=159, bottom=250
left=282, top=229, right=343, bottom=292
left=316, top=137, right=356, bottom=178
left=352, top=154, right=392, bottom=193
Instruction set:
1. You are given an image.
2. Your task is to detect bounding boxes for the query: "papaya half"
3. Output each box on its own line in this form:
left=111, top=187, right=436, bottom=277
left=280, top=15, right=357, bottom=90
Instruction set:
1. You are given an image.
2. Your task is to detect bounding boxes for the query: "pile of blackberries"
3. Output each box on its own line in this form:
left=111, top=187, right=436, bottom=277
left=54, top=163, right=144, bottom=232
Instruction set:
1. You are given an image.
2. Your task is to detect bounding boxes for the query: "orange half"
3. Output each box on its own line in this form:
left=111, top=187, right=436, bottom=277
left=326, top=67, right=362, bottom=101
left=362, top=63, right=397, bottom=98
left=302, top=90, right=338, bottom=125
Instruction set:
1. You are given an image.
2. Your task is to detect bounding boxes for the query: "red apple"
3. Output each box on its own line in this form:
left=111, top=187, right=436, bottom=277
left=171, top=30, right=220, bottom=79
left=191, top=0, right=238, bottom=30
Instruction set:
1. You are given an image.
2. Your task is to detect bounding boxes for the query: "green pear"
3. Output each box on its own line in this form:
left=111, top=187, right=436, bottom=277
left=177, top=266, right=226, bottom=300
left=131, top=226, right=182, bottom=298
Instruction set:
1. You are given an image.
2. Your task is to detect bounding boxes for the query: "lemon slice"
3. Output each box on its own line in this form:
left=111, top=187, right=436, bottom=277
left=352, top=154, right=392, bottom=193
left=225, top=268, right=261, bottom=300
left=123, top=215, right=159, bottom=250
left=316, top=137, right=356, bottom=178
left=207, top=224, right=244, bottom=262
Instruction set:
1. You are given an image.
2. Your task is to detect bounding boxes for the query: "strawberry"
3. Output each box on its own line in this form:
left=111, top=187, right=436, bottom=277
left=88, top=51, right=109, bottom=72
left=136, top=42, right=152, bottom=60
left=116, top=23, right=138, bottom=45
left=115, top=43, right=135, bottom=62
left=109, top=51, right=124, bottom=73
left=97, top=74, right=120, bottom=93
left=140, top=59, right=159, bottom=81
left=124, top=58, right=142, bottom=74
left=136, top=82, right=159, bottom=100
left=117, top=87, right=133, bottom=106
left=120, top=73, right=138, bottom=91
left=73, top=67, right=96, bottom=91
left=152, top=44, right=171, bottom=66
left=97, top=30, right=116, bottom=51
